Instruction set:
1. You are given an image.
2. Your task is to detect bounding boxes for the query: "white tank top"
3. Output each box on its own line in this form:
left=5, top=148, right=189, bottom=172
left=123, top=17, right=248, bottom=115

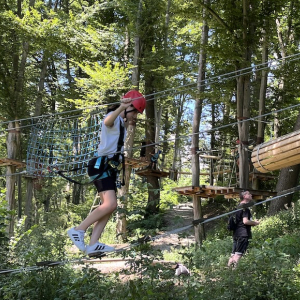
left=97, top=113, right=126, bottom=158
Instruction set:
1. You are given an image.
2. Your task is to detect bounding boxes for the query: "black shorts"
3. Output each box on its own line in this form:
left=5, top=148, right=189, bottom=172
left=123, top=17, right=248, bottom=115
left=232, top=237, right=249, bottom=256
left=93, top=175, right=116, bottom=193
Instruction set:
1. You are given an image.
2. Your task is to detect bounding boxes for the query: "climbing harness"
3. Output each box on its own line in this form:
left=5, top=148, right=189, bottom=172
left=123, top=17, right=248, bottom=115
left=55, top=117, right=125, bottom=186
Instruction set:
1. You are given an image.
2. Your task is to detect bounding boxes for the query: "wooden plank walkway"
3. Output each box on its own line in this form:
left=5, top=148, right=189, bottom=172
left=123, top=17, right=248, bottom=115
left=125, top=157, right=149, bottom=169
left=135, top=168, right=169, bottom=178
left=0, top=158, right=26, bottom=168
left=173, top=185, right=276, bottom=200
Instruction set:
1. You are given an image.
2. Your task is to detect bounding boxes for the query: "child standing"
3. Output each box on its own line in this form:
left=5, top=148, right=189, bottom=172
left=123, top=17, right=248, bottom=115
left=68, top=90, right=146, bottom=257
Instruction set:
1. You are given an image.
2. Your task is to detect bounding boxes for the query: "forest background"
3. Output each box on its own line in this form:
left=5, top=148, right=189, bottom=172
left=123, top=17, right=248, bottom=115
left=1, top=0, right=300, bottom=299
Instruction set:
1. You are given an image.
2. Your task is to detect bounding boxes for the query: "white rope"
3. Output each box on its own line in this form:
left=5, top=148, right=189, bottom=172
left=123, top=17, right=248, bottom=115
left=1, top=52, right=300, bottom=132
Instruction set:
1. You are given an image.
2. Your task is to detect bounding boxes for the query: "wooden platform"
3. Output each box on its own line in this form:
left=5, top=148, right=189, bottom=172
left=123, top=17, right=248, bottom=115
left=0, top=158, right=26, bottom=168
left=178, top=170, right=232, bottom=176
left=173, top=185, right=276, bottom=200
left=236, top=172, right=278, bottom=181
left=249, top=172, right=278, bottom=181
left=125, top=157, right=149, bottom=169
left=135, top=168, right=169, bottom=178
left=199, top=154, right=221, bottom=160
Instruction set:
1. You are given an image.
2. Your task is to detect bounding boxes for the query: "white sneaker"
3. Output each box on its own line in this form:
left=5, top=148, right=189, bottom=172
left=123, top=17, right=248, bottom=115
left=67, top=227, right=86, bottom=251
left=86, top=242, right=115, bottom=257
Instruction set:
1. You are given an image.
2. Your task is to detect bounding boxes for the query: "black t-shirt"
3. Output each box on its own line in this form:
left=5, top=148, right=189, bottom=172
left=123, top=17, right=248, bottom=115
left=233, top=205, right=252, bottom=239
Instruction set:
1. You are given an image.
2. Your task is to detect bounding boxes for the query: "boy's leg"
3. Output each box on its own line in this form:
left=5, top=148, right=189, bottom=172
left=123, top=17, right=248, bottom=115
left=76, top=190, right=117, bottom=233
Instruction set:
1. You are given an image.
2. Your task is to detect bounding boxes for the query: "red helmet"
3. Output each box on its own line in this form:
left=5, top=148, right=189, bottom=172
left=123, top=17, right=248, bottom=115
left=124, top=90, right=146, bottom=113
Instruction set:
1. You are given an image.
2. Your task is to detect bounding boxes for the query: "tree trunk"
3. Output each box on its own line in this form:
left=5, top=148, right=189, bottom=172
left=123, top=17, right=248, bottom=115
left=17, top=173, right=22, bottom=219
left=145, top=76, right=160, bottom=215
left=34, top=55, right=47, bottom=116
left=192, top=2, right=208, bottom=244
left=72, top=184, right=82, bottom=205
left=116, top=122, right=136, bottom=241
left=25, top=54, right=48, bottom=221
left=236, top=0, right=254, bottom=189
left=210, top=103, right=215, bottom=186
left=116, top=0, right=143, bottom=240
left=256, top=23, right=268, bottom=145
left=267, top=4, right=297, bottom=215
left=171, top=95, right=184, bottom=179
left=25, top=178, right=34, bottom=230
left=6, top=122, right=20, bottom=236
left=252, top=20, right=268, bottom=191
left=160, top=111, right=170, bottom=171
left=131, top=0, right=142, bottom=86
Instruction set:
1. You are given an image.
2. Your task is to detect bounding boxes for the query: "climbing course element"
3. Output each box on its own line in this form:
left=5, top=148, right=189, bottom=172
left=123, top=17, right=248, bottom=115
left=251, top=129, right=300, bottom=173
left=26, top=113, right=103, bottom=178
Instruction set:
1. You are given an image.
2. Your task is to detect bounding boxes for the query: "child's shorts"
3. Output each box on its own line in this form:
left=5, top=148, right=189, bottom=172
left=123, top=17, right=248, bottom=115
left=93, top=175, right=116, bottom=193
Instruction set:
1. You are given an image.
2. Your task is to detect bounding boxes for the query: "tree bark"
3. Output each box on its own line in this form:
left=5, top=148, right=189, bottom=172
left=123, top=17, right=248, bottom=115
left=171, top=95, right=184, bottom=179
left=145, top=75, right=160, bottom=215
left=236, top=0, right=254, bottom=189
left=25, top=178, right=34, bottom=230
left=116, top=0, right=143, bottom=240
left=192, top=1, right=208, bottom=244
left=252, top=20, right=269, bottom=191
left=116, top=123, right=136, bottom=241
left=6, top=122, right=20, bottom=236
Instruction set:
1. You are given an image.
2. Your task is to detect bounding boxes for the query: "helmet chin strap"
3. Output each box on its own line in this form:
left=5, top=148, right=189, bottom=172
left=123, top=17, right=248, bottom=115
left=124, top=108, right=128, bottom=122
left=124, top=106, right=136, bottom=122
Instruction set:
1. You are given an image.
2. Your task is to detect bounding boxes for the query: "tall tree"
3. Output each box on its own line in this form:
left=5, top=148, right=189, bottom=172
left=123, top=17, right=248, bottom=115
left=117, top=0, right=144, bottom=241
left=191, top=0, right=209, bottom=244
left=1, top=0, right=35, bottom=235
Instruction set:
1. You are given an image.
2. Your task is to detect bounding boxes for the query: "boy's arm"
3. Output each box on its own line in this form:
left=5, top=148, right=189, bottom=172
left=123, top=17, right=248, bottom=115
left=243, top=217, right=259, bottom=226
left=104, top=98, right=133, bottom=127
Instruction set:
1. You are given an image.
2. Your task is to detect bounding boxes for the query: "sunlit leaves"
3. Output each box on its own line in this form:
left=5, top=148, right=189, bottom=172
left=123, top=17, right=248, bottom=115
left=70, top=61, right=132, bottom=108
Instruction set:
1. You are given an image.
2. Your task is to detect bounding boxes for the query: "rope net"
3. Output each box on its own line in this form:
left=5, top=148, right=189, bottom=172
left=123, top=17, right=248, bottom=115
left=26, top=113, right=103, bottom=178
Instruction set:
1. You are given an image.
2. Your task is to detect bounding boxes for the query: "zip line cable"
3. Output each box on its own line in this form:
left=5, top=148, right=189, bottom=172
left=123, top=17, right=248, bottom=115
left=1, top=52, right=300, bottom=132
left=1, top=185, right=299, bottom=275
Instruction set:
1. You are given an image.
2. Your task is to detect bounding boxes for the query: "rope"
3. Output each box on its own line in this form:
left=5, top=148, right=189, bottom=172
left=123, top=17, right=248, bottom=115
left=255, top=142, right=272, bottom=173
left=15, top=101, right=299, bottom=178
left=2, top=99, right=300, bottom=178
left=1, top=185, right=299, bottom=275
left=1, top=52, right=300, bottom=132
left=25, top=114, right=102, bottom=178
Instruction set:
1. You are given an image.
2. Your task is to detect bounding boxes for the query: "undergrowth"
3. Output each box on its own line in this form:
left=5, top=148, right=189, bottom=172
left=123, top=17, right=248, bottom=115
left=1, top=201, right=300, bottom=299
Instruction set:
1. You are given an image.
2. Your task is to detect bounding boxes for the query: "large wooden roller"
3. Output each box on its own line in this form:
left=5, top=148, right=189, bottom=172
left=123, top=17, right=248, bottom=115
left=251, top=129, right=300, bottom=173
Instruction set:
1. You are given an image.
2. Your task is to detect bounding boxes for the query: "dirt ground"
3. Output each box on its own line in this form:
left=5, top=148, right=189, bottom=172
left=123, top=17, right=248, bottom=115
left=75, top=203, right=194, bottom=273
left=77, top=200, right=228, bottom=273
left=152, top=203, right=195, bottom=251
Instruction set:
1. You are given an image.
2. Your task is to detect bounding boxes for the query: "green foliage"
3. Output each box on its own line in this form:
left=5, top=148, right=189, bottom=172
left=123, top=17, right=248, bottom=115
left=191, top=205, right=300, bottom=299
left=71, top=61, right=132, bottom=108
left=2, top=201, right=300, bottom=299
left=0, top=191, right=9, bottom=266
left=2, top=0, right=300, bottom=298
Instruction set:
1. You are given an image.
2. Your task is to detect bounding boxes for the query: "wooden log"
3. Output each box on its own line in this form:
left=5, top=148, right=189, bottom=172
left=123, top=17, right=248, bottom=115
left=251, top=129, right=300, bottom=173
left=252, top=147, right=300, bottom=167
left=253, top=153, right=300, bottom=172
left=199, top=154, right=221, bottom=160
left=252, top=129, right=300, bottom=154
left=251, top=140, right=300, bottom=162
left=0, top=158, right=26, bottom=168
